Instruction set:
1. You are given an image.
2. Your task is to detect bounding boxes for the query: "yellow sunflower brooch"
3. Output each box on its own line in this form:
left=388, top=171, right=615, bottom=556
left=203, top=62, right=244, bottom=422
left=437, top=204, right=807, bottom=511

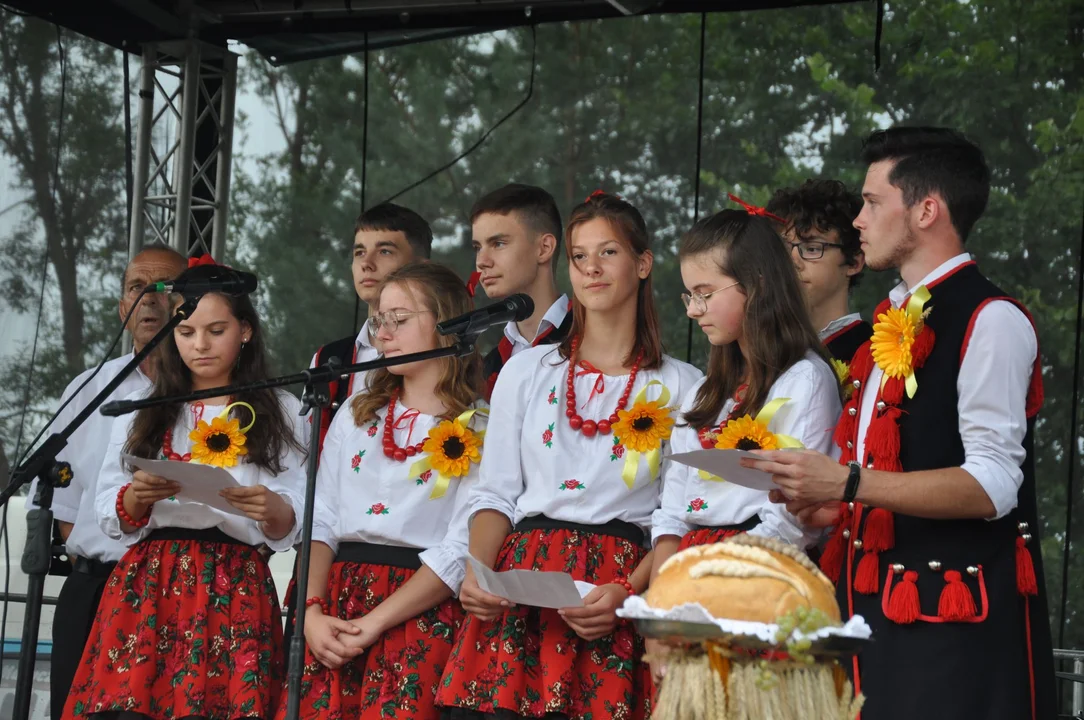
left=189, top=415, right=248, bottom=468
left=611, top=380, right=675, bottom=488
left=612, top=398, right=675, bottom=453
left=714, top=414, right=780, bottom=452
left=869, top=285, right=933, bottom=399
left=411, top=408, right=486, bottom=499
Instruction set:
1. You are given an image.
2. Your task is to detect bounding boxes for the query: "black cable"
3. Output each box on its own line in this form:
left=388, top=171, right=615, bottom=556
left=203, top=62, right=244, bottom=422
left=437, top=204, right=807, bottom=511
left=376, top=24, right=537, bottom=207
left=2, top=20, right=66, bottom=668
left=1057, top=191, right=1084, bottom=651
left=123, top=48, right=133, bottom=241
left=352, top=33, right=369, bottom=336
left=685, top=12, right=707, bottom=365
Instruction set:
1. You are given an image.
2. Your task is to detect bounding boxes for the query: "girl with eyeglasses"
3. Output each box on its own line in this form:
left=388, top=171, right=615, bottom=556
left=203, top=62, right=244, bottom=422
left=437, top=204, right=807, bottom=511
left=278, top=262, right=487, bottom=720
left=436, top=192, right=702, bottom=720
left=648, top=207, right=842, bottom=640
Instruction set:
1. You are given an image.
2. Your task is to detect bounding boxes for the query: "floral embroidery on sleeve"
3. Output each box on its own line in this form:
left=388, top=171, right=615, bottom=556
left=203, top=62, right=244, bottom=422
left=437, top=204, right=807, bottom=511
left=559, top=479, right=586, bottom=491
left=416, top=469, right=433, bottom=486
left=366, top=503, right=389, bottom=515
left=351, top=450, right=365, bottom=472
left=547, top=386, right=557, bottom=405
left=687, top=497, right=708, bottom=513
left=542, top=423, right=555, bottom=448
left=366, top=420, right=379, bottom=438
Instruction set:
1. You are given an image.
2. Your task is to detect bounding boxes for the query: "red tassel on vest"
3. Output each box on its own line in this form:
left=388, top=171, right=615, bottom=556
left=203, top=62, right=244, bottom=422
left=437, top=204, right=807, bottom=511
left=819, top=502, right=851, bottom=583
left=911, top=325, right=936, bottom=366
left=834, top=401, right=858, bottom=459
left=849, top=340, right=875, bottom=383
left=881, top=375, right=905, bottom=405
left=854, top=551, right=880, bottom=594
left=862, top=507, right=895, bottom=553
left=865, top=406, right=903, bottom=472
left=938, top=570, right=977, bottom=620
left=1016, top=537, right=1038, bottom=596
left=886, top=570, right=921, bottom=624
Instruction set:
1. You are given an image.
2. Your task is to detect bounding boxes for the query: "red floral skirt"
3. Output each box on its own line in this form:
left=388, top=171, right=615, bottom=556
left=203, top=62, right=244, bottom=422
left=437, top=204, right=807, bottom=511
left=436, top=527, right=649, bottom=720
left=677, top=526, right=746, bottom=550
left=275, top=561, right=464, bottom=720
left=62, top=531, right=283, bottom=720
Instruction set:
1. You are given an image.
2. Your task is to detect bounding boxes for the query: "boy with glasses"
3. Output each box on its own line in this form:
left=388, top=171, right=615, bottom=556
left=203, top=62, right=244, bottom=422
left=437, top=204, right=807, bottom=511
left=767, top=180, right=871, bottom=363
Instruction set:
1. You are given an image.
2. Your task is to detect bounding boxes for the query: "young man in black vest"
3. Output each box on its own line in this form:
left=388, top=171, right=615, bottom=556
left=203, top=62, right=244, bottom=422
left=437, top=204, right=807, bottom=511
left=766, top=179, right=872, bottom=363
left=286, top=203, right=432, bottom=647
left=309, top=203, right=433, bottom=448
left=748, top=127, right=1055, bottom=720
left=470, top=183, right=572, bottom=399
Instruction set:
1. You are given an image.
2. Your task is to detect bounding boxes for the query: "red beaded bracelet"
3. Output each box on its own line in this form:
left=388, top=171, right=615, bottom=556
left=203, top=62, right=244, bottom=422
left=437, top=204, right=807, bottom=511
left=305, top=596, right=329, bottom=615
left=618, top=579, right=635, bottom=597
left=116, top=483, right=151, bottom=528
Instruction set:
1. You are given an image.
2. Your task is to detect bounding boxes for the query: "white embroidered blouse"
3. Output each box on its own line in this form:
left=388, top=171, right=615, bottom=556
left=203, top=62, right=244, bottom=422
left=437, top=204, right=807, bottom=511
left=467, top=345, right=704, bottom=537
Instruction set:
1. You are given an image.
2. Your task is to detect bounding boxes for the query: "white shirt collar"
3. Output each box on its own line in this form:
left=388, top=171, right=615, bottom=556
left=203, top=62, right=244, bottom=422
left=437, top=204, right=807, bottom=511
left=888, top=253, right=972, bottom=308
left=355, top=318, right=375, bottom=353
left=818, top=312, right=864, bottom=341
left=503, top=294, right=570, bottom=349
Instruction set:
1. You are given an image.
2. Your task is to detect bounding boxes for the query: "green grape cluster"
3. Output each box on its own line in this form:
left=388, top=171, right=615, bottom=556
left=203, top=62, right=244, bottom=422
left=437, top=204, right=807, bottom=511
left=754, top=658, right=779, bottom=691
left=773, top=606, right=835, bottom=665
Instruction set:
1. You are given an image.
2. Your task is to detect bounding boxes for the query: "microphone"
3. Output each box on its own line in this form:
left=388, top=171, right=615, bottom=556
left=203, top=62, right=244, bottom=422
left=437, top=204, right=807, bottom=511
left=437, top=293, right=534, bottom=336
left=152, top=267, right=258, bottom=298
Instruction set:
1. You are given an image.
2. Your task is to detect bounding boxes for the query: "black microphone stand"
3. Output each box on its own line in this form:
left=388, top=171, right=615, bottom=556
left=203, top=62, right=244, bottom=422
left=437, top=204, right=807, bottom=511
left=100, top=333, right=485, bottom=720
left=0, top=294, right=202, bottom=720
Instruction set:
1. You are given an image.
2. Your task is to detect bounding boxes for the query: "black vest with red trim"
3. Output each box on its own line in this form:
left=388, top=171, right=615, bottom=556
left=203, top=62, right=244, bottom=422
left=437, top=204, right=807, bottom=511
left=482, top=309, right=573, bottom=401
left=825, top=262, right=1054, bottom=720
left=314, top=333, right=359, bottom=454
left=823, top=318, right=872, bottom=364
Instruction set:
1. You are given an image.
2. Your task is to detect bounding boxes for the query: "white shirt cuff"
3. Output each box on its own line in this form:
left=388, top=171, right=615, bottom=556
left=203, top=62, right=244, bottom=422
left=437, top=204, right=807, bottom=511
left=419, top=545, right=466, bottom=595
left=960, top=460, right=1021, bottom=520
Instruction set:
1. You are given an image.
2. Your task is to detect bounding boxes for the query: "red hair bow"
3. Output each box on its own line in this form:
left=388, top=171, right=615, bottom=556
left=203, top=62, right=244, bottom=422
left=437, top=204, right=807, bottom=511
left=585, top=189, right=609, bottom=203
left=466, top=270, right=481, bottom=298
left=188, top=253, right=218, bottom=268
left=727, top=193, right=786, bottom=224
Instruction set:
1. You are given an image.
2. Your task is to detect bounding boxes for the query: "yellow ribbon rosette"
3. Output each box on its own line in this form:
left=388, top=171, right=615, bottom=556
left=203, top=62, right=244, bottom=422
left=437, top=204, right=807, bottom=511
left=612, top=380, right=675, bottom=489
left=188, top=401, right=255, bottom=468
left=871, top=285, right=931, bottom=399
left=700, top=397, right=802, bottom=482
left=408, top=408, right=487, bottom=499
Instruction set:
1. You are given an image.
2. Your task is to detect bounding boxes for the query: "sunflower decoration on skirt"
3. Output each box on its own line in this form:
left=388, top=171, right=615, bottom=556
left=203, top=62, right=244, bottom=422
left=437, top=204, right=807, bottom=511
left=409, top=408, right=487, bottom=499
left=188, top=402, right=255, bottom=468
left=611, top=380, right=675, bottom=488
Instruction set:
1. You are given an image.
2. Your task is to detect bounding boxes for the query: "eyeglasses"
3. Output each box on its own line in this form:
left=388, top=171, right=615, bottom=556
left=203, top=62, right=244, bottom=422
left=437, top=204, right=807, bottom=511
left=785, top=239, right=845, bottom=261
left=681, top=280, right=741, bottom=314
left=370, top=310, right=433, bottom=333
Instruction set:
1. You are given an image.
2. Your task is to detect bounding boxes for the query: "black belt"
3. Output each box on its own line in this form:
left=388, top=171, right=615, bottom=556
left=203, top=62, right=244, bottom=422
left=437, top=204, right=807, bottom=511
left=335, top=542, right=422, bottom=570
left=514, top=514, right=645, bottom=547
left=72, top=556, right=118, bottom=578
left=145, top=526, right=256, bottom=548
left=701, top=514, right=761, bottom=533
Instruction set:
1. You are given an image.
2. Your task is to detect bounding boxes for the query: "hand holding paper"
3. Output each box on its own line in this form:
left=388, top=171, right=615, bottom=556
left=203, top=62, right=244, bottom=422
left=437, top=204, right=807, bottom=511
left=467, top=555, right=594, bottom=610
left=667, top=449, right=786, bottom=492
left=122, top=454, right=246, bottom=517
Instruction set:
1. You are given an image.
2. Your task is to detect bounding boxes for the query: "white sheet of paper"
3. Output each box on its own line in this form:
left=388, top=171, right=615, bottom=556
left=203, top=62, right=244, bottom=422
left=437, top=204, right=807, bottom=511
left=122, top=453, right=246, bottom=517
left=468, top=554, right=592, bottom=609
left=668, top=449, right=781, bottom=492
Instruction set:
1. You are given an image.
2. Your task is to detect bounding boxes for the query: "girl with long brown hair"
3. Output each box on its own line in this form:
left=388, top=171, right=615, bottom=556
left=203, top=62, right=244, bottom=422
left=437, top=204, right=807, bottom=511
left=279, top=262, right=487, bottom=720
left=64, top=259, right=308, bottom=720
left=436, top=192, right=702, bottom=720
left=650, top=206, right=841, bottom=574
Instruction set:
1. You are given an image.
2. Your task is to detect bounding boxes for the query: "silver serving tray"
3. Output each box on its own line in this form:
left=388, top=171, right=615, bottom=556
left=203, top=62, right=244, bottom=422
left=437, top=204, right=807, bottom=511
left=634, top=618, right=870, bottom=658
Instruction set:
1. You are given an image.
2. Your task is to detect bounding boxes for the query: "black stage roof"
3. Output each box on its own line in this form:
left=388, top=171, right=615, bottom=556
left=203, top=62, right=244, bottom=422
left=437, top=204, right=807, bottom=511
left=4, top=0, right=861, bottom=64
